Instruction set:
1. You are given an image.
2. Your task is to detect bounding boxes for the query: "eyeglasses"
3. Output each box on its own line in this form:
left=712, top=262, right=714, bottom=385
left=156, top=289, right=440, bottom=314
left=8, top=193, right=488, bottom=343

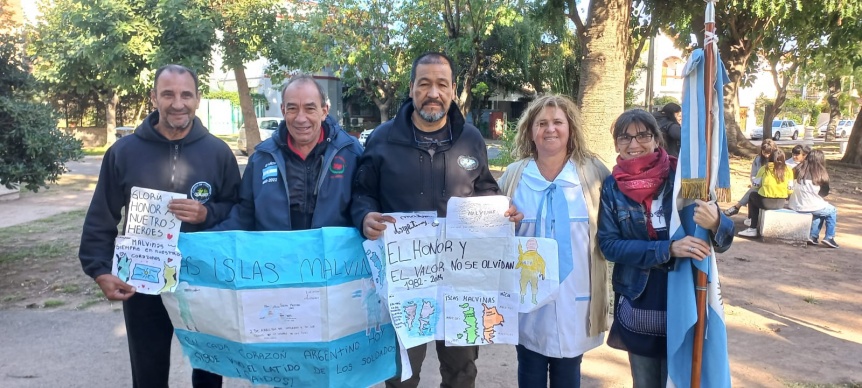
left=616, top=132, right=654, bottom=145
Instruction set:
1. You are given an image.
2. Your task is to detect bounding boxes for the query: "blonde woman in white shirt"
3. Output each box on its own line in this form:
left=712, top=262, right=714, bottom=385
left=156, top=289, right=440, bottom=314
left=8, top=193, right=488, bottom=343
left=498, top=95, right=609, bottom=387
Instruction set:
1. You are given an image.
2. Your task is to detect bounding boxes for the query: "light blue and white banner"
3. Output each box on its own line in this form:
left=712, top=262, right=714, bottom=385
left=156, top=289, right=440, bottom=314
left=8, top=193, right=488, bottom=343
left=162, top=228, right=397, bottom=387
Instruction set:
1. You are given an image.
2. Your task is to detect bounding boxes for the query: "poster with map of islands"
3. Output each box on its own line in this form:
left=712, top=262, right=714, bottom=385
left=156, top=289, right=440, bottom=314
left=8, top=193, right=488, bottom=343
left=443, top=291, right=518, bottom=346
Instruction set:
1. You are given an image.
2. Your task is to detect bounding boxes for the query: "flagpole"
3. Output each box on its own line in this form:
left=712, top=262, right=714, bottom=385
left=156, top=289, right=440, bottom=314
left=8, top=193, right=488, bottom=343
left=691, top=1, right=717, bottom=386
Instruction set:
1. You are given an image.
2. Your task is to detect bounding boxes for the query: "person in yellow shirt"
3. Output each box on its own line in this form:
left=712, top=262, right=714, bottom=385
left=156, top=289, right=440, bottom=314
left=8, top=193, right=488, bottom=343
left=738, top=148, right=794, bottom=237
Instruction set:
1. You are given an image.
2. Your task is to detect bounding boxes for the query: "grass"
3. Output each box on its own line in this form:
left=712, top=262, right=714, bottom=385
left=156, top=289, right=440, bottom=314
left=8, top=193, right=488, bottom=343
left=803, top=295, right=820, bottom=304
left=0, top=209, right=86, bottom=237
left=42, top=299, right=65, bottom=308
left=0, top=209, right=86, bottom=264
left=75, top=297, right=105, bottom=310
left=82, top=145, right=109, bottom=156
left=0, top=242, right=74, bottom=264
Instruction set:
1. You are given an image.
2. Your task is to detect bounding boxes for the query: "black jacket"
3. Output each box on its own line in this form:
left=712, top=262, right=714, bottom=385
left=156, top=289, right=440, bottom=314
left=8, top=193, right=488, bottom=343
left=78, top=111, right=240, bottom=278
left=351, top=99, right=500, bottom=234
left=654, top=113, right=681, bottom=157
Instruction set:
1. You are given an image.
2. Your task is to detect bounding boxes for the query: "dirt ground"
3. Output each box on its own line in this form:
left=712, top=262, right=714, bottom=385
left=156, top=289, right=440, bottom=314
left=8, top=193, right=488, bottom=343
left=0, top=150, right=860, bottom=387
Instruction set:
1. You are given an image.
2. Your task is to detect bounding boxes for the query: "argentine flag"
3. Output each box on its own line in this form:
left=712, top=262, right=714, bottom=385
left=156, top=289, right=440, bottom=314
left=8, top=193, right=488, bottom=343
left=666, top=44, right=732, bottom=387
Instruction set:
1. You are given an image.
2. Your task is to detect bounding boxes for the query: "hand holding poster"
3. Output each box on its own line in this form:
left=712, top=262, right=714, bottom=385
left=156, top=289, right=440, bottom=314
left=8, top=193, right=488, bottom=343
left=112, top=236, right=182, bottom=294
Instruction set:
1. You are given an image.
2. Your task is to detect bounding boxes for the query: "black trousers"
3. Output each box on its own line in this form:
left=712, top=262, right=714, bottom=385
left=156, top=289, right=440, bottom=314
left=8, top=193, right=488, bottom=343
left=123, top=293, right=222, bottom=388
left=385, top=341, right=479, bottom=388
left=747, top=192, right=786, bottom=229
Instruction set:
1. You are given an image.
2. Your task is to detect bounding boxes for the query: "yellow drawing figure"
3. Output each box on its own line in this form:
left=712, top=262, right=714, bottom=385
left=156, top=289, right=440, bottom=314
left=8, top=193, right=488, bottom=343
left=516, top=238, right=546, bottom=304
left=158, top=264, right=178, bottom=293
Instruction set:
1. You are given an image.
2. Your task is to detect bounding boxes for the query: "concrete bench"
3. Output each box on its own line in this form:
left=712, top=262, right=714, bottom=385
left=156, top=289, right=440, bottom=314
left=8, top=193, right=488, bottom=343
left=758, top=209, right=812, bottom=245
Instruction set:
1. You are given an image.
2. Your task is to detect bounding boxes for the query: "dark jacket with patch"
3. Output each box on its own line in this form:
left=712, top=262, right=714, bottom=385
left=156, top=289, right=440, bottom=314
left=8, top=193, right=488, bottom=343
left=351, top=98, right=500, bottom=235
left=78, top=111, right=241, bottom=279
left=212, top=116, right=362, bottom=231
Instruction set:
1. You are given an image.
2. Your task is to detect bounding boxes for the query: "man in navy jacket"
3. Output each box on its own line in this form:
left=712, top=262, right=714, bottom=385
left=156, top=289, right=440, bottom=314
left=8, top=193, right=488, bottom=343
left=78, top=64, right=240, bottom=388
left=213, top=74, right=362, bottom=231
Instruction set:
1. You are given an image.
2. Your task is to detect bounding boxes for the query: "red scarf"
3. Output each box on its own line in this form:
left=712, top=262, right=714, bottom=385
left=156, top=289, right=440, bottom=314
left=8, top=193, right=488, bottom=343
left=612, top=148, right=677, bottom=239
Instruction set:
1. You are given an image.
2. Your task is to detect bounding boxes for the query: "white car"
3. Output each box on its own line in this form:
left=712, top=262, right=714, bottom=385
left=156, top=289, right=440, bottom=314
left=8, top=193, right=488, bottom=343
left=768, top=119, right=801, bottom=140
left=237, top=117, right=282, bottom=155
left=836, top=119, right=854, bottom=138
left=359, top=128, right=374, bottom=147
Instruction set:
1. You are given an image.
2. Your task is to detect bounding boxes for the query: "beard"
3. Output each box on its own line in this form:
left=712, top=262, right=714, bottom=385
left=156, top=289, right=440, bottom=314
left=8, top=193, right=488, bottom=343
left=163, top=111, right=193, bottom=131
left=414, top=100, right=447, bottom=123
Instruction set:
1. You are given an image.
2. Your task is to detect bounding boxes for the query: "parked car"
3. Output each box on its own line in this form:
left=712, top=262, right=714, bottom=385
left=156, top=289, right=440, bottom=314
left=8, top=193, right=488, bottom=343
left=358, top=128, right=375, bottom=147
left=115, top=126, right=134, bottom=138
left=237, top=117, right=282, bottom=155
left=836, top=119, right=854, bottom=138
left=752, top=119, right=801, bottom=140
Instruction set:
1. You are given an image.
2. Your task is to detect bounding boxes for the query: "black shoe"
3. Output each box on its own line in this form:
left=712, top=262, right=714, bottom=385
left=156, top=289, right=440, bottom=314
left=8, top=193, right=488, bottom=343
left=723, top=206, right=739, bottom=216
left=821, top=238, right=839, bottom=248
left=807, top=237, right=819, bottom=245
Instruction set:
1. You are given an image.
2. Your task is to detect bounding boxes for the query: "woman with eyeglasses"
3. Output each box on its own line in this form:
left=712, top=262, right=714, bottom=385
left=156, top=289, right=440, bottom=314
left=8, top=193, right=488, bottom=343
left=498, top=95, right=610, bottom=387
left=597, top=109, right=734, bottom=387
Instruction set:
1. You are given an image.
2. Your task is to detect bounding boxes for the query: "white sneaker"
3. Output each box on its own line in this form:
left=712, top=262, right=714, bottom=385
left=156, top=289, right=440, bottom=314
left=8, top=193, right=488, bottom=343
left=738, top=227, right=758, bottom=237
left=744, top=218, right=751, bottom=227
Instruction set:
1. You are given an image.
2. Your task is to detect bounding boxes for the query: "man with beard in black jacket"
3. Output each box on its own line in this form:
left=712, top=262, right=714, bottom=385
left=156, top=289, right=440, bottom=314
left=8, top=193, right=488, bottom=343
left=351, top=52, right=521, bottom=388
left=78, top=64, right=240, bottom=388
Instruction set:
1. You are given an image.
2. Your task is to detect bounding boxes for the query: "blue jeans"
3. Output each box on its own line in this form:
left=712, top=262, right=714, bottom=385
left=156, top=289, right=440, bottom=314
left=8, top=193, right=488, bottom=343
left=803, top=204, right=838, bottom=239
left=516, top=344, right=582, bottom=388
left=629, top=353, right=667, bottom=388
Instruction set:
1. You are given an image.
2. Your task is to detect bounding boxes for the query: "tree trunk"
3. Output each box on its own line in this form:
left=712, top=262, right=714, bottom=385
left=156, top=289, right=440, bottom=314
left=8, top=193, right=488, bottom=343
left=721, top=58, right=759, bottom=156
left=234, top=65, right=261, bottom=155
left=576, top=0, right=631, bottom=166
left=375, top=100, right=390, bottom=123
left=762, top=105, right=774, bottom=141
left=104, top=90, right=119, bottom=145
left=458, top=53, right=480, bottom=118
left=135, top=97, right=148, bottom=124
left=840, top=108, right=862, bottom=165
left=825, top=77, right=841, bottom=142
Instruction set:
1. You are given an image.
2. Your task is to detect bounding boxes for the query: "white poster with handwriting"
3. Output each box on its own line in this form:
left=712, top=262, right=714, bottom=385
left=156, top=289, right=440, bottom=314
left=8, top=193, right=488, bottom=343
left=112, top=236, right=182, bottom=295
left=367, top=200, right=560, bottom=350
left=125, top=186, right=185, bottom=245
left=445, top=195, right=513, bottom=239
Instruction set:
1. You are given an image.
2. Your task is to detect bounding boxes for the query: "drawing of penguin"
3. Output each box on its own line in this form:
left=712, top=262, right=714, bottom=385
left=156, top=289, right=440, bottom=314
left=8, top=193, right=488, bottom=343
left=158, top=264, right=178, bottom=293
left=115, top=253, right=132, bottom=282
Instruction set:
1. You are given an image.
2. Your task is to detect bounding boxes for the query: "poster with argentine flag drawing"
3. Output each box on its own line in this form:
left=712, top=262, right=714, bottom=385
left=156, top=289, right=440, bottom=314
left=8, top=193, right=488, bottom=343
left=161, top=228, right=397, bottom=387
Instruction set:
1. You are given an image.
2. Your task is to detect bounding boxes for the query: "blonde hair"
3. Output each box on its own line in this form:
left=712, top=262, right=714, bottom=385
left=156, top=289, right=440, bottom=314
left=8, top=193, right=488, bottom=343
left=512, top=95, right=594, bottom=163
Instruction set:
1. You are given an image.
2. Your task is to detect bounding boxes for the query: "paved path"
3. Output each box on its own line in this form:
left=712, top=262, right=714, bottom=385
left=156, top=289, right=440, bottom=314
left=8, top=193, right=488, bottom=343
left=0, top=150, right=635, bottom=388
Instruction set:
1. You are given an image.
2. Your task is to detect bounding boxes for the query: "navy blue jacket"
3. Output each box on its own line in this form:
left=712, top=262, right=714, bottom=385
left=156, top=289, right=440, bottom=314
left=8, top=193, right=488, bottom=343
left=79, top=111, right=241, bottom=279
left=213, top=116, right=362, bottom=231
left=597, top=170, right=734, bottom=300
left=351, top=98, right=499, bottom=234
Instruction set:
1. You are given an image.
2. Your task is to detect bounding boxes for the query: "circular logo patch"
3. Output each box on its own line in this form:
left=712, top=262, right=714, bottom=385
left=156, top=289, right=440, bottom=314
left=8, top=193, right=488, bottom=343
left=190, top=182, right=213, bottom=204
left=458, top=155, right=478, bottom=171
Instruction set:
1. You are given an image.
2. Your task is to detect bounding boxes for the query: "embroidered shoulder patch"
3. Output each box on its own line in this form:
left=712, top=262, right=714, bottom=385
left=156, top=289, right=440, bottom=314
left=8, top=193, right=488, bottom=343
left=458, top=155, right=478, bottom=171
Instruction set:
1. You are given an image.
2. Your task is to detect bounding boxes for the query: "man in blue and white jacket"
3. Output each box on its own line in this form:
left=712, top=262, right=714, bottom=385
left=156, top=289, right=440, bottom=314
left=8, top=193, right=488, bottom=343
left=213, top=74, right=362, bottom=231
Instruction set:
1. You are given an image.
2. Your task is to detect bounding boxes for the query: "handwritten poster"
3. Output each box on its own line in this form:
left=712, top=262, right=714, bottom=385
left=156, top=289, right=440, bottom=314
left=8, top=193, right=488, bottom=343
left=445, top=195, right=513, bottom=238
left=112, top=236, right=182, bottom=294
left=371, top=200, right=560, bottom=354
left=125, top=186, right=185, bottom=244
left=161, top=229, right=397, bottom=388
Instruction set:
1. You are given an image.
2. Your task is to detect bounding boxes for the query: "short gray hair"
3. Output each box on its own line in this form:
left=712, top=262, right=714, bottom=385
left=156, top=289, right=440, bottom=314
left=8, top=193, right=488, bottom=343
left=281, top=74, right=328, bottom=107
